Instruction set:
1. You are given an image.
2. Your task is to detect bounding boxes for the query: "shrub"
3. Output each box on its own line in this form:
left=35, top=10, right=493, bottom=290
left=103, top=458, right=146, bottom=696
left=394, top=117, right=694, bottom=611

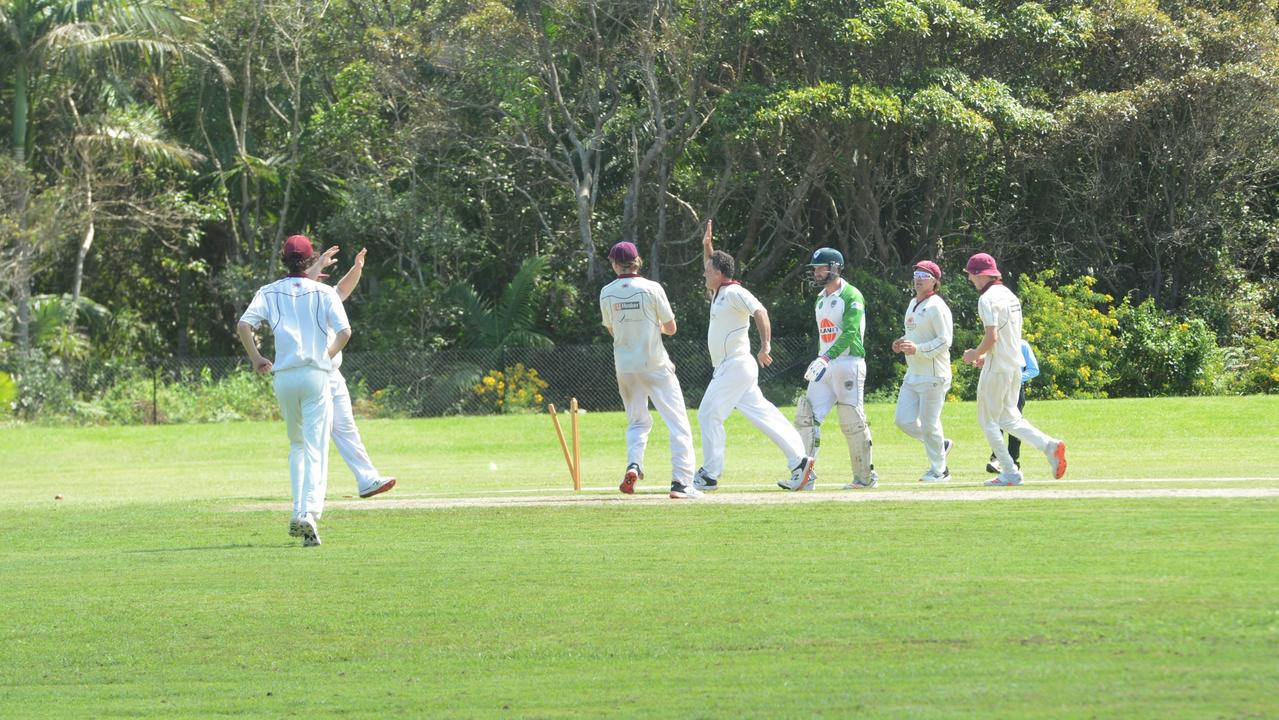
left=1019, top=272, right=1119, bottom=399
left=1230, top=335, right=1279, bottom=394
left=98, top=367, right=280, bottom=424
left=948, top=272, right=1118, bottom=400
left=8, top=351, right=75, bottom=420
left=1111, top=298, right=1218, bottom=396
left=472, top=363, right=548, bottom=413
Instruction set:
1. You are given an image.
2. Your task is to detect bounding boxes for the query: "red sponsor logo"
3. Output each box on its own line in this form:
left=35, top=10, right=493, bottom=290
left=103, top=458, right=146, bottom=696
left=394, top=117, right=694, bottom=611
left=819, top=318, right=838, bottom=344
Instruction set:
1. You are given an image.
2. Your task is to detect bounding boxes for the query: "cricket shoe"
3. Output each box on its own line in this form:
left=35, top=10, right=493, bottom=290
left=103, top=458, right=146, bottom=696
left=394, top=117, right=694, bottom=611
left=359, top=477, right=397, bottom=499
left=985, top=472, right=1024, bottom=487
left=842, top=471, right=879, bottom=490
left=1047, top=440, right=1067, bottom=479
left=986, top=457, right=1019, bottom=475
left=919, top=468, right=950, bottom=483
left=299, top=513, right=321, bottom=547
left=669, top=482, right=703, bottom=499
left=777, top=456, right=816, bottom=491
left=692, top=467, right=718, bottom=492
left=288, top=515, right=304, bottom=537
left=620, top=463, right=643, bottom=494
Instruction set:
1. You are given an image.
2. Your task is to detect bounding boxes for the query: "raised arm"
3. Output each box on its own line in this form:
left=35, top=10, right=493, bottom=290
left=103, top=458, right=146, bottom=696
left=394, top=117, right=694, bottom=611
left=334, top=248, right=367, bottom=302
left=702, top=219, right=714, bottom=263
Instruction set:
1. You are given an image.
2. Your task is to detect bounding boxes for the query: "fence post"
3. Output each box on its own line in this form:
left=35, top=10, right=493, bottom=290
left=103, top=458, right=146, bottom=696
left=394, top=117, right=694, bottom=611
left=149, top=358, right=158, bottom=425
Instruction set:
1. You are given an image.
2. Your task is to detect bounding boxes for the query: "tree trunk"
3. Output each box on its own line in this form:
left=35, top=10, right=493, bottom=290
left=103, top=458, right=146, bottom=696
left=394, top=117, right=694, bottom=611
left=11, top=61, right=28, bottom=165
left=71, top=147, right=96, bottom=322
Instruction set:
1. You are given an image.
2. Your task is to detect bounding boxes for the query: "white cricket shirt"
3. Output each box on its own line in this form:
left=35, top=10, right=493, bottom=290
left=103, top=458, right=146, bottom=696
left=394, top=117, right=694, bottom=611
left=977, top=282, right=1024, bottom=374
left=902, top=294, right=954, bottom=380
left=706, top=282, right=763, bottom=368
left=600, top=275, right=676, bottom=373
left=240, top=276, right=350, bottom=373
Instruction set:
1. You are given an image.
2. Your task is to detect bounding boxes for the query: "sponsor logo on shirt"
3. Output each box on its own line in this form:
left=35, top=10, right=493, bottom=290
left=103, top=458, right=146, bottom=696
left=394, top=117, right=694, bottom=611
left=819, top=318, right=838, bottom=344
left=613, top=301, right=641, bottom=311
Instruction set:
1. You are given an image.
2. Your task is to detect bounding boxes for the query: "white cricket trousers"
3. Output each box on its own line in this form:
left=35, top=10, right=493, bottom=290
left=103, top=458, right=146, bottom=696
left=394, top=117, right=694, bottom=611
left=616, top=365, right=695, bottom=484
left=698, top=353, right=805, bottom=479
left=895, top=376, right=950, bottom=474
left=273, top=366, right=332, bottom=519
left=329, top=371, right=382, bottom=493
left=977, top=366, right=1055, bottom=476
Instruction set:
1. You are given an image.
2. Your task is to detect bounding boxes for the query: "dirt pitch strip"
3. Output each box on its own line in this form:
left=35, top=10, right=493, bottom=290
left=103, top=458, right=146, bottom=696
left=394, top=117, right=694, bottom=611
left=241, top=482, right=1279, bottom=512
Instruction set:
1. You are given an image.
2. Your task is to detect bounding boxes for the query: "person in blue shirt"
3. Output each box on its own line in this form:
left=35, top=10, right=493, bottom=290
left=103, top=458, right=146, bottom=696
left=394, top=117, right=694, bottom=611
left=986, top=339, right=1040, bottom=474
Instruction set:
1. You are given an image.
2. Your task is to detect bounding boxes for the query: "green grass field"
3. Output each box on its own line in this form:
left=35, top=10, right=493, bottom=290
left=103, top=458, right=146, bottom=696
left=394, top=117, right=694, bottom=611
left=2, top=396, right=1277, bottom=717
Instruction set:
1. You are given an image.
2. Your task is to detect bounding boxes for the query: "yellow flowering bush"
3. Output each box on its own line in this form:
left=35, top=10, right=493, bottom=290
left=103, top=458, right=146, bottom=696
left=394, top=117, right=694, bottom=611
left=1020, top=271, right=1119, bottom=399
left=472, top=363, right=548, bottom=413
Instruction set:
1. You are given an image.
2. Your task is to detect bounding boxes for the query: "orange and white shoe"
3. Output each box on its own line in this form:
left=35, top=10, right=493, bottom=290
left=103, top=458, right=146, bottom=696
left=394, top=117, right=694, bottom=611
left=359, top=477, right=397, bottom=498
left=1048, top=441, right=1067, bottom=480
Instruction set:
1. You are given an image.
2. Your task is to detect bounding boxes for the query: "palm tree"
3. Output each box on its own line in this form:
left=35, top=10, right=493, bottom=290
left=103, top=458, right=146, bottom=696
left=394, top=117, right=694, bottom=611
left=69, top=104, right=203, bottom=312
left=1, top=0, right=221, bottom=164
left=449, top=256, right=554, bottom=352
left=405, top=256, right=554, bottom=414
left=0, top=0, right=223, bottom=348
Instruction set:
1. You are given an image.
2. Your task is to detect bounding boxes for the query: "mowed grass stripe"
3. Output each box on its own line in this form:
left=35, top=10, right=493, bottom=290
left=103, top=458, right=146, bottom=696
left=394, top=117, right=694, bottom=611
left=2, top=395, right=1277, bottom=508
left=1, top=499, right=1276, bottom=717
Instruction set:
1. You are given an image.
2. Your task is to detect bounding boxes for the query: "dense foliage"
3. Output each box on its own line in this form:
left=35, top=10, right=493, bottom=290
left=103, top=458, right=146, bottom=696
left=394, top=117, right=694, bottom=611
left=3, top=0, right=1278, bottom=420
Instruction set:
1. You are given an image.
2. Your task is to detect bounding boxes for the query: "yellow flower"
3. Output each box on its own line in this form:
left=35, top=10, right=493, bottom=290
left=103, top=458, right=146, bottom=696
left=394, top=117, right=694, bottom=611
left=483, top=376, right=496, bottom=387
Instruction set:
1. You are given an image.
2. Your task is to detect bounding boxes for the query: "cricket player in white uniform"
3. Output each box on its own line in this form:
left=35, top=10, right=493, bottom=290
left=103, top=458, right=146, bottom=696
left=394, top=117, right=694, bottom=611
left=305, top=245, right=396, bottom=500
left=237, top=235, right=351, bottom=547
left=893, top=260, right=954, bottom=482
left=599, top=241, right=697, bottom=499
left=694, top=222, right=814, bottom=492
left=795, top=248, right=877, bottom=489
left=961, top=252, right=1067, bottom=486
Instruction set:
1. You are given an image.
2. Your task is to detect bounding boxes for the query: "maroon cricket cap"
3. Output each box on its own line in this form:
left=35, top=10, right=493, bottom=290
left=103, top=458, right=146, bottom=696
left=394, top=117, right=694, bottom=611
left=608, top=241, right=639, bottom=263
left=913, top=260, right=942, bottom=280
left=964, top=252, right=1001, bottom=277
left=283, top=234, right=314, bottom=260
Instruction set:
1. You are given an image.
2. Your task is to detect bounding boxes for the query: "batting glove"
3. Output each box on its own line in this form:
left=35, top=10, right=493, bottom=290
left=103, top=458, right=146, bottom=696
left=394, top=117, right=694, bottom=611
left=803, top=356, right=830, bottom=382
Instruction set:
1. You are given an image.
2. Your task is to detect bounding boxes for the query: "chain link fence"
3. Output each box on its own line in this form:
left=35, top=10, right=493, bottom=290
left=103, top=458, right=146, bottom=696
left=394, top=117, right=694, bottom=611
left=2, top=337, right=820, bottom=424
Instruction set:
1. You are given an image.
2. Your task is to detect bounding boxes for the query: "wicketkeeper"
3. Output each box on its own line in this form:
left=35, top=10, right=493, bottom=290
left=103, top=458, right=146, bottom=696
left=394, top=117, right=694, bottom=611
left=795, top=248, right=877, bottom=489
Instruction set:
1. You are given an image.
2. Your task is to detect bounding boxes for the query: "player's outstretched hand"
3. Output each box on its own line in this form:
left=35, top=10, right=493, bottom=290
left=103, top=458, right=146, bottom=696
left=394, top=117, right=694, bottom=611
left=353, top=247, right=367, bottom=270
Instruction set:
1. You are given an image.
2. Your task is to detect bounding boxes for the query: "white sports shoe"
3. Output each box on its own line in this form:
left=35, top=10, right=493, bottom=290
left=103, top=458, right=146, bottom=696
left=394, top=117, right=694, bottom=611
left=842, top=471, right=879, bottom=490
left=288, top=515, right=303, bottom=537
left=359, top=477, right=397, bottom=499
left=919, top=468, right=950, bottom=483
left=692, top=467, right=718, bottom=492
left=299, top=513, right=321, bottom=547
left=985, top=472, right=1024, bottom=487
left=777, top=456, right=816, bottom=491
left=669, top=482, right=703, bottom=499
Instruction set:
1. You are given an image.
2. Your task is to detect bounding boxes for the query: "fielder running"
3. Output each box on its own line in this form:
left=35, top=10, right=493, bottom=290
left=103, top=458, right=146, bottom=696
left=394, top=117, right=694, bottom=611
left=892, top=260, right=954, bottom=482
left=695, top=222, right=815, bottom=493
left=237, top=235, right=351, bottom=547
left=599, top=241, right=697, bottom=499
left=306, top=245, right=396, bottom=500
left=795, top=248, right=877, bottom=489
left=960, top=252, right=1067, bottom=486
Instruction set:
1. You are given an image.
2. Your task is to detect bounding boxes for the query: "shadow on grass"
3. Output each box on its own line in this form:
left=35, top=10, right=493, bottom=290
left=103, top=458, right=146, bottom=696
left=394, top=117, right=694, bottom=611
left=125, top=543, right=301, bottom=554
